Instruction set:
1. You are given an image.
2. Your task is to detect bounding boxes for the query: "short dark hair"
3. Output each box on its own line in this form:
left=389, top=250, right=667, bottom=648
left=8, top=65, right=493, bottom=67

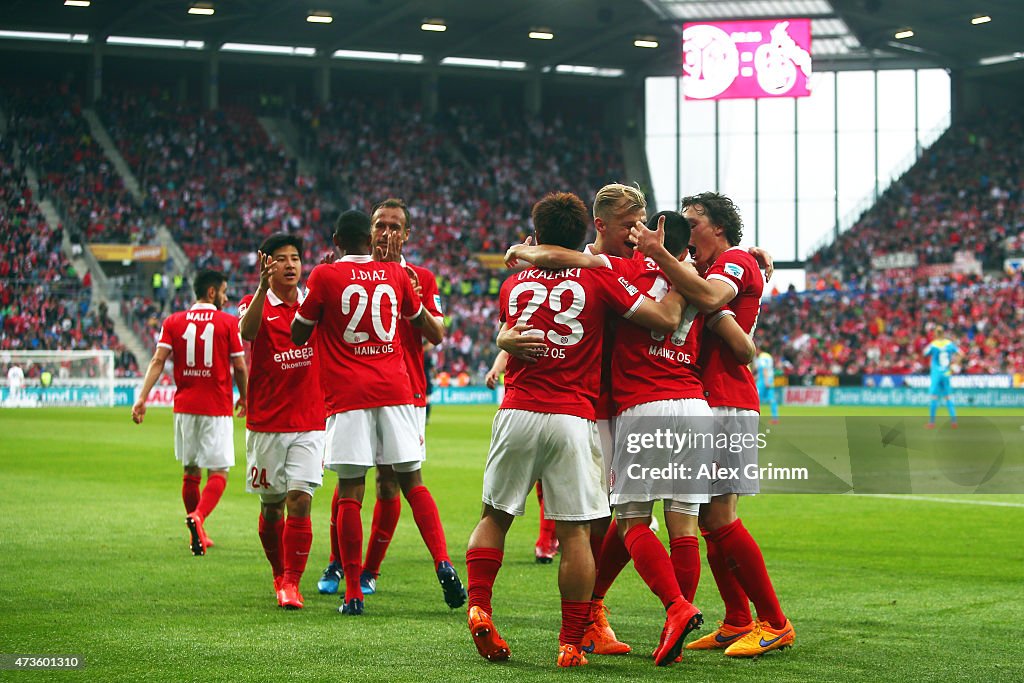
left=681, top=192, right=743, bottom=246
left=531, top=192, right=589, bottom=250
left=650, top=210, right=690, bottom=258
left=371, top=197, right=411, bottom=231
left=193, top=269, right=226, bottom=300
left=259, top=233, right=303, bottom=258
left=334, top=209, right=372, bottom=252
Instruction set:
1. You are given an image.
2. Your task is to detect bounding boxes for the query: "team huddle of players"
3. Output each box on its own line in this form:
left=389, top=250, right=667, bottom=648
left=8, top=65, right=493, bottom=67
left=131, top=185, right=795, bottom=668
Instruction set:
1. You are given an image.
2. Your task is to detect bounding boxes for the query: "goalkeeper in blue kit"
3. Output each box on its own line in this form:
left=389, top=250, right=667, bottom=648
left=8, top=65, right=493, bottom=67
left=923, top=325, right=962, bottom=429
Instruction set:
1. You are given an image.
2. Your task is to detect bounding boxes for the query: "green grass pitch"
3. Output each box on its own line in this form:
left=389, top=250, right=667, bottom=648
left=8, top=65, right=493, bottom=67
left=1, top=405, right=1022, bottom=681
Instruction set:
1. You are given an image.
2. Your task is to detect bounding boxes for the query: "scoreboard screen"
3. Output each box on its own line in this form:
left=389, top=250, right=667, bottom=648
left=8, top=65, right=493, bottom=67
left=682, top=18, right=812, bottom=100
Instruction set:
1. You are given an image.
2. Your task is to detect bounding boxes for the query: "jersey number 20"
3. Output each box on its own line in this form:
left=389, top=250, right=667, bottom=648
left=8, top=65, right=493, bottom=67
left=341, top=284, right=398, bottom=344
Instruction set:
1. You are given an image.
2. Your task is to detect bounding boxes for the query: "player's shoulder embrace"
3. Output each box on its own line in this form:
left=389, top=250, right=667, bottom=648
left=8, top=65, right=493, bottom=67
left=719, top=248, right=762, bottom=292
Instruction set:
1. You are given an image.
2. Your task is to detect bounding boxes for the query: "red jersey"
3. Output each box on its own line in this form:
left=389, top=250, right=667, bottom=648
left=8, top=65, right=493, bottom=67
left=296, top=255, right=422, bottom=416
left=397, top=259, right=443, bottom=408
left=699, top=247, right=763, bottom=411
left=584, top=245, right=648, bottom=420
left=499, top=265, right=645, bottom=420
left=613, top=262, right=705, bottom=414
left=156, top=303, right=244, bottom=416
left=238, top=289, right=325, bottom=433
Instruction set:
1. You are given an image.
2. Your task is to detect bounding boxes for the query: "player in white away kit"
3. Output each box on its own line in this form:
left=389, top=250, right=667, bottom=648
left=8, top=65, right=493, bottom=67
left=132, top=269, right=248, bottom=556
left=6, top=363, right=25, bottom=404
left=238, top=233, right=325, bottom=610
left=633, top=192, right=794, bottom=658
left=466, top=192, right=701, bottom=669
left=292, top=210, right=463, bottom=617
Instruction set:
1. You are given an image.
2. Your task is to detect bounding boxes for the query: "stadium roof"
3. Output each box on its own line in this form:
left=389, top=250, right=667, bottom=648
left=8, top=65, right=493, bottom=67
left=1, top=0, right=1022, bottom=77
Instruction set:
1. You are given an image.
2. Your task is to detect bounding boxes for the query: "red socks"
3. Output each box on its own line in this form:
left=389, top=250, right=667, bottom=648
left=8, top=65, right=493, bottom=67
left=466, top=547, right=503, bottom=615
left=406, top=485, right=449, bottom=567
left=670, top=536, right=701, bottom=603
left=194, top=473, right=226, bottom=520
left=363, top=495, right=401, bottom=577
left=182, top=474, right=201, bottom=513
left=592, top=518, right=632, bottom=598
left=337, top=498, right=363, bottom=600
left=559, top=600, right=592, bottom=646
left=282, top=516, right=312, bottom=586
left=623, top=525, right=683, bottom=609
left=703, top=524, right=751, bottom=626
left=258, top=514, right=285, bottom=578
left=707, top=519, right=786, bottom=629
left=328, top=486, right=340, bottom=565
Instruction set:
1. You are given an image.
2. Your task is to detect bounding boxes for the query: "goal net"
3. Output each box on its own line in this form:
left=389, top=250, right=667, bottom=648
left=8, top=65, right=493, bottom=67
left=1, top=350, right=116, bottom=407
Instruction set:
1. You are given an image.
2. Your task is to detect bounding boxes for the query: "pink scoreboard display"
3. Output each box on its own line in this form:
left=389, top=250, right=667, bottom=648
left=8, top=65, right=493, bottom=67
left=682, top=19, right=812, bottom=100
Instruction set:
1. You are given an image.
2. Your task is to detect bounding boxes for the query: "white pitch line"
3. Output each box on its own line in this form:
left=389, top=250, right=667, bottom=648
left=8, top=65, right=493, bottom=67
left=856, top=494, right=1024, bottom=508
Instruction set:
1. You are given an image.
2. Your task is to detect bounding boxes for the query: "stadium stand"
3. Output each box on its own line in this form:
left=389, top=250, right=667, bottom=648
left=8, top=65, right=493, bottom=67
left=809, top=111, right=1024, bottom=281
left=6, top=80, right=1022, bottom=383
left=0, top=133, right=138, bottom=376
left=99, top=92, right=326, bottom=284
left=756, top=273, right=1024, bottom=376
left=7, top=87, right=155, bottom=246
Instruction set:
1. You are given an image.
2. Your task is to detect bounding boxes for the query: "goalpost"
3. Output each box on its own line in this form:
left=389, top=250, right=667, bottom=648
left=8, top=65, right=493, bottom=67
left=1, top=349, right=116, bottom=407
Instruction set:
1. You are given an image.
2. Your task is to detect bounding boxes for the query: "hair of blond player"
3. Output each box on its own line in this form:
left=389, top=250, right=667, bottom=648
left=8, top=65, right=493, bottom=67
left=592, top=183, right=646, bottom=221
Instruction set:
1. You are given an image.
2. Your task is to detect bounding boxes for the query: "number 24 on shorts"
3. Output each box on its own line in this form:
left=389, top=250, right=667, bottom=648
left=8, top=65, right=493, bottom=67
left=250, top=467, right=270, bottom=489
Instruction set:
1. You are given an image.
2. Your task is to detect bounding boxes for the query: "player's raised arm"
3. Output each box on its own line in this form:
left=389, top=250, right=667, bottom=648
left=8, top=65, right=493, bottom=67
left=748, top=246, right=774, bottom=282
left=629, top=289, right=685, bottom=335
left=291, top=265, right=323, bottom=346
left=505, top=237, right=607, bottom=270
left=132, top=345, right=171, bottom=424
left=708, top=311, right=756, bottom=364
left=239, top=251, right=278, bottom=341
left=410, top=306, right=445, bottom=345
left=631, top=219, right=732, bottom=314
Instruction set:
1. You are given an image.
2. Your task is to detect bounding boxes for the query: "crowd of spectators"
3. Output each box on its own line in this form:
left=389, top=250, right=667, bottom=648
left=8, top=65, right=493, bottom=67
left=757, top=272, right=1024, bottom=377
left=6, top=81, right=1022, bottom=383
left=5, top=87, right=155, bottom=247
left=0, top=133, right=138, bottom=376
left=99, top=92, right=328, bottom=287
left=809, top=110, right=1024, bottom=283
left=292, top=98, right=624, bottom=377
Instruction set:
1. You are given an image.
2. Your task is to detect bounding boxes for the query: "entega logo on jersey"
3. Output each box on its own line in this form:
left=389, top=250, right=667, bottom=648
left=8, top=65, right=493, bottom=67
left=273, top=346, right=315, bottom=364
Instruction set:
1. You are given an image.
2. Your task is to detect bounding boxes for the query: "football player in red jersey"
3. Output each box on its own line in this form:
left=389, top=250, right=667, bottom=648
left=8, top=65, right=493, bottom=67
left=465, top=192, right=702, bottom=668
left=237, top=233, right=325, bottom=610
left=132, top=269, right=248, bottom=556
left=632, top=192, right=794, bottom=658
left=316, top=198, right=447, bottom=599
left=503, top=210, right=756, bottom=662
left=486, top=349, right=559, bottom=564
left=293, top=210, right=464, bottom=617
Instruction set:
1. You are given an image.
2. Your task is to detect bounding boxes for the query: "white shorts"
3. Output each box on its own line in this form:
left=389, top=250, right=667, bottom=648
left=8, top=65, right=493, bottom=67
left=597, top=417, right=614, bottom=481
left=323, top=404, right=423, bottom=472
left=482, top=409, right=609, bottom=522
left=710, top=406, right=761, bottom=496
left=415, top=405, right=427, bottom=460
left=174, top=413, right=235, bottom=470
left=245, top=429, right=325, bottom=497
left=616, top=499, right=701, bottom=519
left=611, top=398, right=713, bottom=507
